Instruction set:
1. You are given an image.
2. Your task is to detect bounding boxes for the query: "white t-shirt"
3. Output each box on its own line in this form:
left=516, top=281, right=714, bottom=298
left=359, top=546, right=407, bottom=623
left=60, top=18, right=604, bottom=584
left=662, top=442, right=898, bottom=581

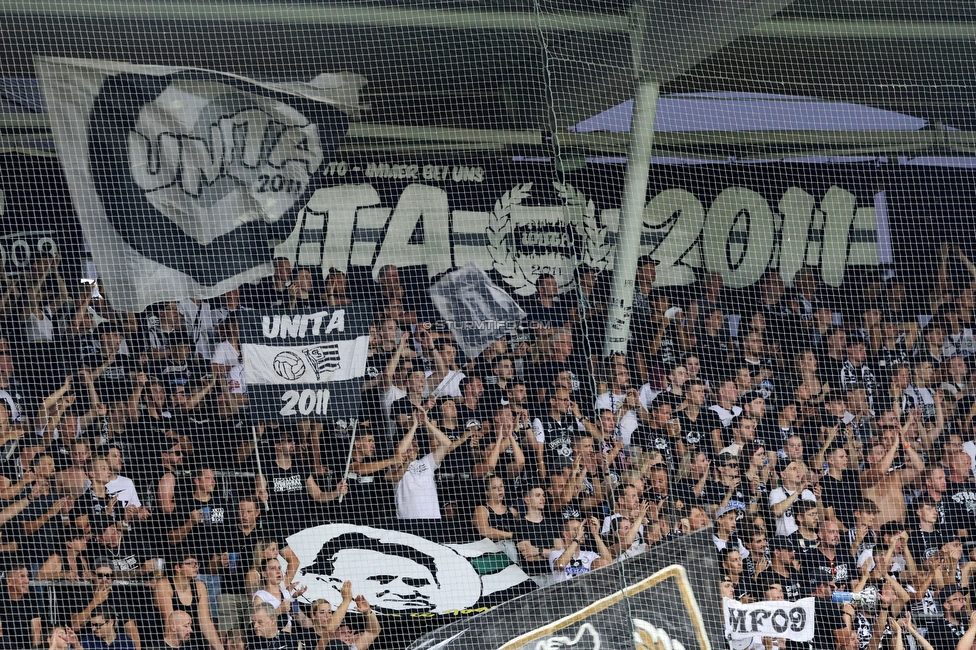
left=253, top=589, right=293, bottom=631
left=767, top=487, right=817, bottom=537
left=212, top=340, right=246, bottom=395
left=962, top=440, right=976, bottom=475
left=105, top=475, right=141, bottom=508
left=710, top=404, right=742, bottom=428
left=434, top=370, right=465, bottom=398
left=179, top=299, right=227, bottom=361
left=396, top=453, right=441, bottom=519
left=548, top=549, right=601, bottom=582
left=594, top=392, right=639, bottom=447
left=638, top=383, right=660, bottom=410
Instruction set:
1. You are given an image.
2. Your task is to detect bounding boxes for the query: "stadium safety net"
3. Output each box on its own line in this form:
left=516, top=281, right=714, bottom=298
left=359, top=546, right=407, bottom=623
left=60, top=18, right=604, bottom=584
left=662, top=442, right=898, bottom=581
left=0, top=1, right=975, bottom=649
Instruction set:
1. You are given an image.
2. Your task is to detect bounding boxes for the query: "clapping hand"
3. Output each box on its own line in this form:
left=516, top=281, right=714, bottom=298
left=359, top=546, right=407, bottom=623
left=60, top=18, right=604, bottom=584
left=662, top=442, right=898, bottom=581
left=355, top=595, right=372, bottom=614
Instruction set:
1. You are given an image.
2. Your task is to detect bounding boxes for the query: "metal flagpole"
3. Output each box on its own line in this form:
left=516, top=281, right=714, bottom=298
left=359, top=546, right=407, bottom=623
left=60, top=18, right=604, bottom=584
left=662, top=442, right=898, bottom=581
left=338, top=418, right=359, bottom=504
left=603, top=79, right=661, bottom=356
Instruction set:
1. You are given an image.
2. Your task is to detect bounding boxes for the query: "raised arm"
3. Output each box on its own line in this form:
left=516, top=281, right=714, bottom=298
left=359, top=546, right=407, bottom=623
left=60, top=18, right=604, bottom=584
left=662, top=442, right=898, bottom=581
left=352, top=596, right=382, bottom=650
left=395, top=418, right=420, bottom=459
left=589, top=517, right=614, bottom=569
left=425, top=414, right=453, bottom=466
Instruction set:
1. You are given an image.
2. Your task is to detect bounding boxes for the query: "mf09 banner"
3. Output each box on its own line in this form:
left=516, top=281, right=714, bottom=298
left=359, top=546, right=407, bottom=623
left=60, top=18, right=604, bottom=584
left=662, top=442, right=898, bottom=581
left=240, top=303, right=370, bottom=422
left=274, top=161, right=883, bottom=294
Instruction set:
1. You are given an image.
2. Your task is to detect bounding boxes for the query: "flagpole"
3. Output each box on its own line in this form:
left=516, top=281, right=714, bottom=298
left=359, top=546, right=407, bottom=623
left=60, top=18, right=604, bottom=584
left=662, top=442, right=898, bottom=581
left=338, top=418, right=359, bottom=504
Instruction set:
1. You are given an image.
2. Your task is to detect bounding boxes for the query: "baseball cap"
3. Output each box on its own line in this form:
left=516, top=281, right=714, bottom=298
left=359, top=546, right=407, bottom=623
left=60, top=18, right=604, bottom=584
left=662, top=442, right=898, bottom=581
left=741, top=390, right=766, bottom=404
left=716, top=500, right=746, bottom=519
left=716, top=451, right=737, bottom=466
left=939, top=585, right=969, bottom=602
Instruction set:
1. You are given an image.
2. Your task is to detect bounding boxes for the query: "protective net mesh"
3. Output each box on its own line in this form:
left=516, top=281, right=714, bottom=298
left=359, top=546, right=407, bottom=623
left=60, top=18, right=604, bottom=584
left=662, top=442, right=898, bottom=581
left=0, top=1, right=974, bottom=649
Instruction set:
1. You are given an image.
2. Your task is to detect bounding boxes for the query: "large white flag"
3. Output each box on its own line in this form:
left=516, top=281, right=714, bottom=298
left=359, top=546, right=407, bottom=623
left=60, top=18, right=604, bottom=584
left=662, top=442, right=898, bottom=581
left=429, top=263, right=526, bottom=360
left=37, top=57, right=362, bottom=312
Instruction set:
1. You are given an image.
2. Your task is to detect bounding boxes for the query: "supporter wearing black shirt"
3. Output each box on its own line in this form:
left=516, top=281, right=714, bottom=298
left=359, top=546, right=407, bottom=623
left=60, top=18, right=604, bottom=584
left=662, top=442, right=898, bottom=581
left=0, top=563, right=41, bottom=649
left=819, top=327, right=847, bottom=391
left=480, top=356, right=515, bottom=415
left=361, top=317, right=402, bottom=418
left=756, top=537, right=806, bottom=601
left=65, top=562, right=143, bottom=649
left=673, top=451, right=716, bottom=511
left=909, top=496, right=946, bottom=563
left=801, top=520, right=857, bottom=591
left=169, top=467, right=230, bottom=563
left=915, top=465, right=956, bottom=534
left=927, top=585, right=970, bottom=650
left=338, top=430, right=400, bottom=525
left=432, top=398, right=479, bottom=514
left=514, top=486, right=559, bottom=577
left=147, top=332, right=208, bottom=389
left=521, top=275, right=570, bottom=331
left=631, top=401, right=675, bottom=471
left=242, top=258, right=291, bottom=310
left=389, top=370, right=429, bottom=438
left=696, top=308, right=735, bottom=379
left=455, top=376, right=485, bottom=431
left=674, top=381, right=722, bottom=457
left=530, top=389, right=585, bottom=477
left=82, top=325, right=136, bottom=404
left=154, top=610, right=194, bottom=650
left=945, top=451, right=976, bottom=536
left=840, top=337, right=877, bottom=411
left=701, top=452, right=748, bottom=515
left=14, top=463, right=71, bottom=567
left=719, top=548, right=750, bottom=602
left=845, top=500, right=880, bottom=563
left=546, top=470, right=585, bottom=522
left=256, top=430, right=315, bottom=538
left=818, top=442, right=860, bottom=530
left=788, top=499, right=821, bottom=557
left=740, top=524, right=769, bottom=579
left=86, top=520, right=156, bottom=577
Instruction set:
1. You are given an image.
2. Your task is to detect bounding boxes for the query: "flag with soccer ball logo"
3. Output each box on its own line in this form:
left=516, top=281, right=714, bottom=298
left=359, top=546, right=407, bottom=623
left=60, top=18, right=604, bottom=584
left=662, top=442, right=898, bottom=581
left=241, top=303, right=371, bottom=424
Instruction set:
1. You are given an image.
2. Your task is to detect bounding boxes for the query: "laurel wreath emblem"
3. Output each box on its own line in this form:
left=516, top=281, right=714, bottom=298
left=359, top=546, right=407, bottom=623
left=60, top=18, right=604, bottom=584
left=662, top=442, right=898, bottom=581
left=487, top=181, right=612, bottom=293
left=487, top=182, right=533, bottom=289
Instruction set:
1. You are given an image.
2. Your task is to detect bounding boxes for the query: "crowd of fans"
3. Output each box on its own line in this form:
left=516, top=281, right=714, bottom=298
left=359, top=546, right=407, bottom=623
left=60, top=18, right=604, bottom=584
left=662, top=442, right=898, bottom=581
left=5, top=242, right=976, bottom=650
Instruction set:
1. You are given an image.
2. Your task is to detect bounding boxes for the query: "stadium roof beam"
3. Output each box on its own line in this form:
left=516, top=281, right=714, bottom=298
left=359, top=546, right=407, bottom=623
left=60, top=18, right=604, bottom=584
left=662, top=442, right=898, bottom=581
left=3, top=1, right=976, bottom=41
left=5, top=110, right=976, bottom=160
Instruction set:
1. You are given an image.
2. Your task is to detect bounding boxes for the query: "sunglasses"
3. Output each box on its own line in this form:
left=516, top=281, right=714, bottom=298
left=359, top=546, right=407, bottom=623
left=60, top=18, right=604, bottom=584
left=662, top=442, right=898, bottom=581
left=724, top=463, right=739, bottom=469
left=647, top=463, right=666, bottom=470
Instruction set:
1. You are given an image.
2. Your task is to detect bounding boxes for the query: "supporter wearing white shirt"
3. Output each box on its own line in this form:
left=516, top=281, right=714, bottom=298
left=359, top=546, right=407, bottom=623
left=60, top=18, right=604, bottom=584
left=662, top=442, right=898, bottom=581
left=178, top=298, right=227, bottom=361
left=392, top=411, right=454, bottom=520
left=104, top=445, right=142, bottom=509
left=710, top=380, right=742, bottom=428
left=594, top=365, right=642, bottom=447
left=211, top=319, right=246, bottom=396
left=768, top=460, right=817, bottom=537
left=548, top=517, right=612, bottom=583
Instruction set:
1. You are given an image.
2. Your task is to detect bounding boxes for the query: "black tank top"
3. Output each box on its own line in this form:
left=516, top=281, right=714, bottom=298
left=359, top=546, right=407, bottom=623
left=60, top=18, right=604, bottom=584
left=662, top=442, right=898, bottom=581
left=486, top=505, right=518, bottom=533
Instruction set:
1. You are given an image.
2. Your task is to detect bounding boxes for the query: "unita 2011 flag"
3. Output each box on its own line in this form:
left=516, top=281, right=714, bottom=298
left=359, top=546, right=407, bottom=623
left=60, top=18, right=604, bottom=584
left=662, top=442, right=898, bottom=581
left=37, top=57, right=362, bottom=313
left=239, top=304, right=371, bottom=423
